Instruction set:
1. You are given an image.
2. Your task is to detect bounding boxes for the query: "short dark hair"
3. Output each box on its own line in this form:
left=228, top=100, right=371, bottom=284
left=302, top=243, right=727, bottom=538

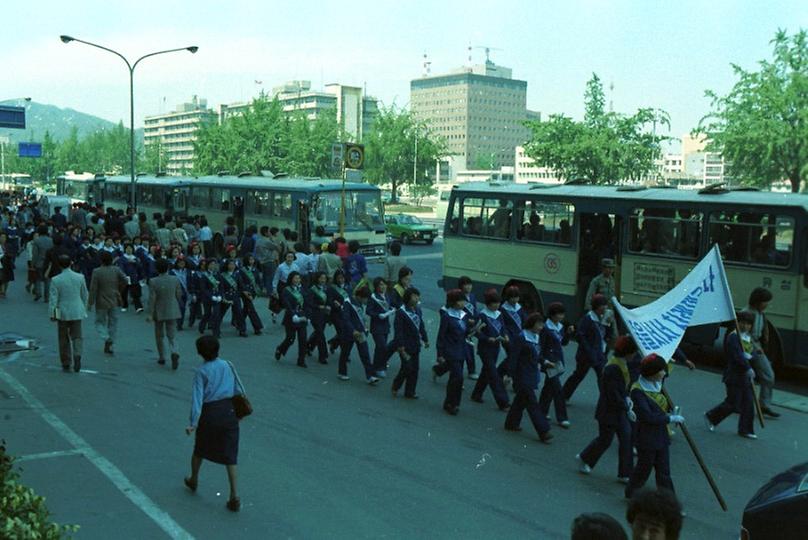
left=196, top=335, right=220, bottom=361
left=737, top=310, right=755, bottom=325
left=372, top=277, right=386, bottom=291
left=348, top=240, right=360, bottom=254
left=483, top=288, right=501, bottom=305
left=571, top=512, right=627, bottom=540
left=524, top=312, right=545, bottom=330
left=260, top=225, right=269, bottom=235
left=155, top=258, right=169, bottom=274
left=354, top=285, right=371, bottom=299
left=748, top=287, right=772, bottom=307
left=389, top=240, right=402, bottom=256
left=287, top=271, right=301, bottom=284
left=333, top=269, right=346, bottom=283
left=503, top=285, right=521, bottom=301
left=446, top=288, right=464, bottom=305
left=458, top=276, right=473, bottom=288
left=626, top=488, right=683, bottom=540
left=99, top=251, right=113, bottom=266
left=398, top=266, right=413, bottom=281
left=546, top=301, right=566, bottom=317
left=403, top=287, right=420, bottom=305
left=58, top=254, right=72, bottom=269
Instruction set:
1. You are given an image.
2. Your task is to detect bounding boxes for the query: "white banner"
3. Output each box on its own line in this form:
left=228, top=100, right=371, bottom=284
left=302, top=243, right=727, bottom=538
left=613, top=245, right=736, bottom=361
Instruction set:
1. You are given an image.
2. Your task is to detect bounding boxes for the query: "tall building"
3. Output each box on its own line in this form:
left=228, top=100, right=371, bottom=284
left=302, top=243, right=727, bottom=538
left=219, top=81, right=378, bottom=142
left=410, top=60, right=536, bottom=171
left=143, top=96, right=217, bottom=175
left=513, top=145, right=562, bottom=184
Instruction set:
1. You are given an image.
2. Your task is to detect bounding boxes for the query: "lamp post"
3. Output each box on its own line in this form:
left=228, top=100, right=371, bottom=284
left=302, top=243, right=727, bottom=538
left=60, top=35, right=197, bottom=209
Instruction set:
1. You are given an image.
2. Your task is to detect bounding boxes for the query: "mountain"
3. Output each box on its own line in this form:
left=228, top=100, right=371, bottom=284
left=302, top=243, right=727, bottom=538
left=0, top=100, right=143, bottom=144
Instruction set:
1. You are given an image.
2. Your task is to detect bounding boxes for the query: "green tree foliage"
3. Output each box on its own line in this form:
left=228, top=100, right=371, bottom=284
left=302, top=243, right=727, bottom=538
left=193, top=95, right=343, bottom=178
left=362, top=105, right=446, bottom=201
left=698, top=29, right=808, bottom=192
left=524, top=74, right=669, bottom=183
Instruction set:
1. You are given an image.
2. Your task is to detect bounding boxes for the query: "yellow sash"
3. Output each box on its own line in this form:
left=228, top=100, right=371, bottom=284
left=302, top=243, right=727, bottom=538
left=607, top=356, right=630, bottom=390
left=630, top=381, right=670, bottom=413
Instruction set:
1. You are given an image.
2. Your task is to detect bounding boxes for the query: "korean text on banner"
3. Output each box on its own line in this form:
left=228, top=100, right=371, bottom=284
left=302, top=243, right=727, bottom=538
left=613, top=245, right=736, bottom=360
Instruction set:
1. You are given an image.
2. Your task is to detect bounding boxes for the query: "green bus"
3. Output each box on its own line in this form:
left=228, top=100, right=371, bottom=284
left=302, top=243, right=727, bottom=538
left=57, top=173, right=388, bottom=261
left=441, top=181, right=808, bottom=370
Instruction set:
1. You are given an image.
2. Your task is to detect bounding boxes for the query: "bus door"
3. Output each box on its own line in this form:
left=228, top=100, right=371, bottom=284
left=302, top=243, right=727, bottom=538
left=231, top=195, right=245, bottom=233
left=172, top=188, right=188, bottom=216
left=576, top=212, right=622, bottom=309
left=298, top=199, right=311, bottom=245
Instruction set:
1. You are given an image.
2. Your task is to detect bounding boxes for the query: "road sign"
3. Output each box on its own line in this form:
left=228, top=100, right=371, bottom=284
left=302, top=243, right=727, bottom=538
left=18, top=142, right=42, bottom=158
left=0, top=106, right=25, bottom=129
left=344, top=143, right=364, bottom=170
left=331, top=143, right=344, bottom=170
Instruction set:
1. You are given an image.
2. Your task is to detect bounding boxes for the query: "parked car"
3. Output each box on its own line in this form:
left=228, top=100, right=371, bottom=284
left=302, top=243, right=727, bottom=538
left=741, top=461, right=808, bottom=539
left=384, top=213, right=439, bottom=245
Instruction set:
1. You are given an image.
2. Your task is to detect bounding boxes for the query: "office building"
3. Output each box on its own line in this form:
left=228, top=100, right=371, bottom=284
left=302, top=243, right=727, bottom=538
left=513, top=145, right=562, bottom=184
left=143, top=96, right=217, bottom=175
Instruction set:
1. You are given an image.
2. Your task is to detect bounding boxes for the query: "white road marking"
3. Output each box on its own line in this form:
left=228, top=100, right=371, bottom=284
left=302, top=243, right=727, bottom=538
left=0, top=369, right=195, bottom=540
left=16, top=449, right=84, bottom=462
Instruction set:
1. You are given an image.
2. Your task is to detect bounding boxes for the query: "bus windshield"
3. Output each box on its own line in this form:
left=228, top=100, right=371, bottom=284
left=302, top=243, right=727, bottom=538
left=312, top=190, right=384, bottom=232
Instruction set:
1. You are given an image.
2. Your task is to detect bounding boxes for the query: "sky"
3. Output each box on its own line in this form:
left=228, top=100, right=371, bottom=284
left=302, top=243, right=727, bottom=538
left=1, top=0, right=805, bottom=150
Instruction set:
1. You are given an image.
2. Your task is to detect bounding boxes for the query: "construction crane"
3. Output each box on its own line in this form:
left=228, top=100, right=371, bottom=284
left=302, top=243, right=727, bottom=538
left=472, top=45, right=503, bottom=63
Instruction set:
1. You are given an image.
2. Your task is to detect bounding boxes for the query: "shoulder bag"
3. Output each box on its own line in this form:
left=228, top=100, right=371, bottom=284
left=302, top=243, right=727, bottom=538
left=227, top=361, right=253, bottom=419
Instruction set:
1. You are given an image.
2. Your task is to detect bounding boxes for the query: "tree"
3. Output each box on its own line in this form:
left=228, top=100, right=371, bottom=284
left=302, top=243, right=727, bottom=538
left=697, top=29, right=808, bottom=192
left=362, top=105, right=446, bottom=202
left=524, top=74, right=669, bottom=183
left=410, top=182, right=437, bottom=206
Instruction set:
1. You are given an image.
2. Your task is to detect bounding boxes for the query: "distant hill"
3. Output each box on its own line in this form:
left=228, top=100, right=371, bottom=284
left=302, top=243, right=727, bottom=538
left=0, top=100, right=143, bottom=144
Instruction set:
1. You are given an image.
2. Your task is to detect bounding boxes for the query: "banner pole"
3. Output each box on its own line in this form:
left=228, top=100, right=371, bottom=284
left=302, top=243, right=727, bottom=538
left=662, top=388, right=728, bottom=511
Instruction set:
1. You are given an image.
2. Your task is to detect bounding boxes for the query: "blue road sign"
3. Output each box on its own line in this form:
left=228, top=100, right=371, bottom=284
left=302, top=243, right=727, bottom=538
left=18, top=142, right=42, bottom=157
left=0, top=106, right=25, bottom=129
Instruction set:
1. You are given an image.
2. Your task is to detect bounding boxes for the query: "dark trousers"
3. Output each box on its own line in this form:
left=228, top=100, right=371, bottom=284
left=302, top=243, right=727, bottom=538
left=219, top=301, right=245, bottom=335
left=241, top=297, right=263, bottom=332
left=188, top=298, right=201, bottom=326
left=443, top=357, right=465, bottom=409
left=177, top=293, right=187, bottom=329
left=539, top=374, right=568, bottom=421
left=278, top=324, right=307, bottom=365
left=562, top=356, right=604, bottom=400
left=579, top=415, right=634, bottom=478
left=465, top=342, right=476, bottom=374
left=307, top=318, right=328, bottom=363
left=372, top=332, right=393, bottom=372
left=392, top=351, right=420, bottom=397
left=706, top=382, right=755, bottom=435
left=625, top=446, right=674, bottom=499
left=121, top=283, right=143, bottom=310
left=57, top=320, right=82, bottom=367
left=199, top=301, right=220, bottom=335
left=471, top=353, right=510, bottom=407
left=505, top=386, right=551, bottom=436
left=339, top=339, right=374, bottom=378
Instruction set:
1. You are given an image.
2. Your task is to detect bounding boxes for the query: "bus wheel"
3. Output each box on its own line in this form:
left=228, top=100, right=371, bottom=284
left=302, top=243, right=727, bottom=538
left=401, top=233, right=410, bottom=245
left=504, top=280, right=543, bottom=315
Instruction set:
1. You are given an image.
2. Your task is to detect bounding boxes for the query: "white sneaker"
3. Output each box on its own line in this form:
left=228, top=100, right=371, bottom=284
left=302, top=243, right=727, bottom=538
left=576, top=454, right=591, bottom=474
left=367, top=376, right=380, bottom=385
left=376, top=370, right=387, bottom=378
left=617, top=477, right=629, bottom=484
left=468, top=373, right=479, bottom=380
left=136, top=307, right=144, bottom=313
left=120, top=308, right=127, bottom=312
left=741, top=433, right=758, bottom=440
left=704, top=413, right=715, bottom=433
left=338, top=375, right=350, bottom=381
left=559, top=420, right=571, bottom=429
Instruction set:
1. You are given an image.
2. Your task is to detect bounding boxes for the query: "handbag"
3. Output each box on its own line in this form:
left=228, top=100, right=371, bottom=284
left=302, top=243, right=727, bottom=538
left=227, top=361, right=253, bottom=419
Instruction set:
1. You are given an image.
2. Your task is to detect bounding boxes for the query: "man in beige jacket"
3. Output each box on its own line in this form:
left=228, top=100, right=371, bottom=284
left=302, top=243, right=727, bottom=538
left=49, top=255, right=89, bottom=372
left=88, top=250, right=127, bottom=355
left=146, top=258, right=182, bottom=369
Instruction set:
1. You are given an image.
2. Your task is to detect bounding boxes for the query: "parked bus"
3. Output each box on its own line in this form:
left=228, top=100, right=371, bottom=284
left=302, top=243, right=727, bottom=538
left=441, top=181, right=808, bottom=370
left=56, top=173, right=105, bottom=205
left=0, top=173, right=33, bottom=193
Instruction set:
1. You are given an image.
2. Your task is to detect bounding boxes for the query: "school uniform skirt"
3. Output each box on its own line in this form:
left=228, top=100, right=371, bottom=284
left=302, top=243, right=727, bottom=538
left=194, top=398, right=240, bottom=465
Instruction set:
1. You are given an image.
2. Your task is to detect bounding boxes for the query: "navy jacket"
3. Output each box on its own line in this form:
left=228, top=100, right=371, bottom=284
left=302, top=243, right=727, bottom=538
left=723, top=331, right=754, bottom=387
left=338, top=299, right=368, bottom=341
left=595, top=362, right=630, bottom=424
left=500, top=303, right=527, bottom=343
left=630, top=385, right=671, bottom=450
left=327, top=284, right=350, bottom=326
left=219, top=272, right=241, bottom=304
left=366, top=293, right=393, bottom=335
left=508, top=330, right=547, bottom=391
left=575, top=313, right=607, bottom=367
left=306, top=285, right=330, bottom=326
left=197, top=272, right=221, bottom=304
left=476, top=310, right=506, bottom=360
left=436, top=308, right=469, bottom=362
left=394, top=306, right=428, bottom=355
left=237, top=266, right=261, bottom=298
left=463, top=292, right=478, bottom=321
left=170, top=268, right=190, bottom=300
left=281, top=285, right=307, bottom=328
left=540, top=322, right=570, bottom=367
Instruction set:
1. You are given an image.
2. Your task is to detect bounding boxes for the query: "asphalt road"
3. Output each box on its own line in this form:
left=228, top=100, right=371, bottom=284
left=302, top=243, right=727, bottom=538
left=2, top=248, right=807, bottom=540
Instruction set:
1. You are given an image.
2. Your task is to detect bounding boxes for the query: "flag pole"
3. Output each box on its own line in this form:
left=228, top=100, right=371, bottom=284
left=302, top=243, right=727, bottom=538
left=662, top=387, right=728, bottom=511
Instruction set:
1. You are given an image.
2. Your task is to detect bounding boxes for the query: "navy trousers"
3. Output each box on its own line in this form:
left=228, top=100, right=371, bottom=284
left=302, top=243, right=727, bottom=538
left=278, top=324, right=307, bottom=365
left=539, top=374, right=568, bottom=421
left=562, top=356, right=604, bottom=400
left=471, top=353, right=510, bottom=407
left=579, top=415, right=634, bottom=478
left=199, top=301, right=220, bottom=336
left=505, top=386, right=551, bottom=436
left=339, top=339, right=374, bottom=378
left=706, top=382, right=755, bottom=436
left=241, top=297, right=263, bottom=333
left=443, top=356, right=465, bottom=410
left=625, top=446, right=674, bottom=498
left=219, top=301, right=245, bottom=334
left=372, top=332, right=394, bottom=372
left=307, top=317, right=328, bottom=363
left=392, top=351, right=420, bottom=397
left=464, top=342, right=476, bottom=375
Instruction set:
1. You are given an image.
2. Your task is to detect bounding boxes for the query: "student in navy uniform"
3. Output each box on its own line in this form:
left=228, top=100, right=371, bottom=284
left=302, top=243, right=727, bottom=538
left=337, top=285, right=379, bottom=384
left=198, top=259, right=223, bottom=337
left=469, top=289, right=510, bottom=411
left=504, top=312, right=555, bottom=443
left=563, top=294, right=609, bottom=401
left=624, top=354, right=684, bottom=499
left=219, top=259, right=247, bottom=337
left=366, top=277, right=397, bottom=378
left=391, top=287, right=429, bottom=399
left=237, top=255, right=264, bottom=336
left=170, top=256, right=190, bottom=329
left=187, top=258, right=205, bottom=329
left=459, top=276, right=479, bottom=380
left=576, top=336, right=637, bottom=483
left=539, top=302, right=574, bottom=427
left=327, top=270, right=350, bottom=353
left=117, top=243, right=144, bottom=312
left=436, top=289, right=472, bottom=415
left=705, top=310, right=758, bottom=439
left=498, top=285, right=528, bottom=378
left=275, top=271, right=308, bottom=368
left=388, top=266, right=413, bottom=309
left=305, top=271, right=330, bottom=364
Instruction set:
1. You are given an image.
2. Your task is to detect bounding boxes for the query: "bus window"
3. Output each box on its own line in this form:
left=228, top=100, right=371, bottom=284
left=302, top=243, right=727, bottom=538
left=514, top=199, right=574, bottom=245
left=272, top=193, right=292, bottom=218
left=191, top=187, right=210, bottom=208
left=708, top=212, right=793, bottom=267
left=210, top=188, right=230, bottom=211
left=140, top=186, right=153, bottom=205
left=247, top=190, right=270, bottom=215
left=461, top=198, right=511, bottom=238
left=628, top=208, right=702, bottom=259
left=446, top=195, right=460, bottom=235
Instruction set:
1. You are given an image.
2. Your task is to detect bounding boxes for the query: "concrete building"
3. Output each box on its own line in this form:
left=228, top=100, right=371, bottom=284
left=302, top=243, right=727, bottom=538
left=680, top=133, right=727, bottom=185
left=219, top=81, right=378, bottom=142
left=410, top=61, right=536, bottom=171
left=143, top=96, right=217, bottom=175
left=513, top=145, right=562, bottom=184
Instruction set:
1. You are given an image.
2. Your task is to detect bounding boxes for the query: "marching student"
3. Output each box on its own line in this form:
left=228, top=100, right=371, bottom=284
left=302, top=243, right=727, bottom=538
left=391, top=287, right=429, bottom=399
left=436, top=289, right=472, bottom=415
left=275, top=271, right=308, bottom=368
left=219, top=259, right=247, bottom=337
left=705, top=310, right=758, bottom=439
left=337, top=285, right=379, bottom=384
left=117, top=243, right=144, bottom=313
left=389, top=266, right=413, bottom=309
left=469, top=288, right=510, bottom=411
left=563, top=294, right=609, bottom=402
left=504, top=312, right=555, bottom=443
left=624, top=354, right=684, bottom=499
left=198, top=259, right=222, bottom=337
left=539, top=302, right=574, bottom=427
left=459, top=276, right=479, bottom=380
left=237, top=255, right=264, bottom=336
left=306, top=271, right=331, bottom=364
left=187, top=258, right=205, bottom=329
left=366, top=277, right=397, bottom=378
left=498, top=285, right=528, bottom=379
left=170, top=256, right=190, bottom=330
left=576, top=336, right=637, bottom=483
left=327, top=270, right=351, bottom=353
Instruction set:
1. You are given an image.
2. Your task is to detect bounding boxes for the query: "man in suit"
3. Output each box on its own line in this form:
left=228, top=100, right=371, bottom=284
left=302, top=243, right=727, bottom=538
left=88, top=250, right=127, bottom=355
left=146, top=258, right=182, bottom=369
left=49, top=255, right=89, bottom=372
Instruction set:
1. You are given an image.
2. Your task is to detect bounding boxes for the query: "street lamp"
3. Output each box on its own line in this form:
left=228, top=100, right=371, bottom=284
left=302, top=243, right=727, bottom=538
left=60, top=35, right=198, bottom=209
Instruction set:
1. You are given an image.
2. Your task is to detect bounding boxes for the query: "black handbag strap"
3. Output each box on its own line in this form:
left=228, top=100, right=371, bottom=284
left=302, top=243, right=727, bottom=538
left=226, top=360, right=246, bottom=395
